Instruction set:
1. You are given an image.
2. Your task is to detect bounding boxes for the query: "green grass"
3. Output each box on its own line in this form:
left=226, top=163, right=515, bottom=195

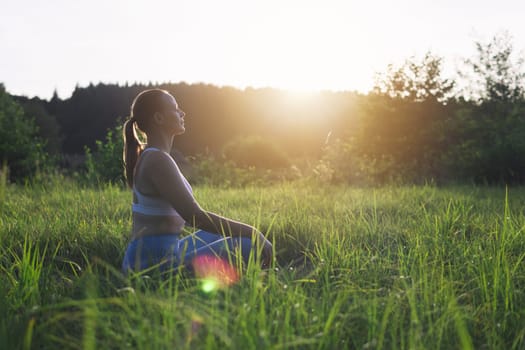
left=1, top=178, right=525, bottom=349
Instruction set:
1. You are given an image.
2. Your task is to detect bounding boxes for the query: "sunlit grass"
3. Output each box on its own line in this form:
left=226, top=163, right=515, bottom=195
left=1, top=180, right=525, bottom=349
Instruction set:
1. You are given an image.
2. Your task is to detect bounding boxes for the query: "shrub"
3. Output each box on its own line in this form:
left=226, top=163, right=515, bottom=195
left=222, top=136, right=290, bottom=169
left=189, top=154, right=299, bottom=187
left=0, top=84, right=47, bottom=181
left=84, top=125, right=124, bottom=185
left=314, top=138, right=408, bottom=186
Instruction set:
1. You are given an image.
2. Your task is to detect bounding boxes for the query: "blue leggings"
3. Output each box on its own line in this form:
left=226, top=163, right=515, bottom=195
left=122, top=230, right=253, bottom=274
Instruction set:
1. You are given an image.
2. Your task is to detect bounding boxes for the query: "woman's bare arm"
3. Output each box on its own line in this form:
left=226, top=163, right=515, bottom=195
left=144, top=151, right=272, bottom=261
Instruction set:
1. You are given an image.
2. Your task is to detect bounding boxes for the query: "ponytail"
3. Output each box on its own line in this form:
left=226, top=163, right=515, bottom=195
left=123, top=88, right=169, bottom=187
left=123, top=118, right=143, bottom=188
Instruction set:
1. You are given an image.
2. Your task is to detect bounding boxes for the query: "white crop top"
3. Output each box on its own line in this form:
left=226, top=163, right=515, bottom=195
left=132, top=148, right=192, bottom=232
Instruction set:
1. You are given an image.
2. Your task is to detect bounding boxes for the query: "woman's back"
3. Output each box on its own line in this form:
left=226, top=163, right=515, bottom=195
left=130, top=148, right=188, bottom=240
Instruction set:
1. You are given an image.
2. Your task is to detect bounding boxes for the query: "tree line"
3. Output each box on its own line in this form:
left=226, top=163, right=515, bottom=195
left=1, top=32, right=524, bottom=185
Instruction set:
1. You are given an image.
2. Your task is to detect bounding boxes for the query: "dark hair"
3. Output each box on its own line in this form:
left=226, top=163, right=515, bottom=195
left=122, top=89, right=171, bottom=187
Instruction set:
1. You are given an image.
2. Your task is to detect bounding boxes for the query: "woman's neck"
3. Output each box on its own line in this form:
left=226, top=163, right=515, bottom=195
left=145, top=132, right=174, bottom=153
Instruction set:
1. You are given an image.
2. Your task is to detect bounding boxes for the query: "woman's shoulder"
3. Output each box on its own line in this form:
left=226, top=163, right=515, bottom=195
left=136, top=149, right=184, bottom=193
left=140, top=148, right=182, bottom=175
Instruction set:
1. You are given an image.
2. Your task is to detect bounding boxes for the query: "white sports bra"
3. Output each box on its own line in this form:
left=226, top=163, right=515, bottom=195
left=132, top=148, right=192, bottom=231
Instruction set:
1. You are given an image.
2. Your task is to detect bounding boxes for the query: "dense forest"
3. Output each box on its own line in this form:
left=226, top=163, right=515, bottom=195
left=1, top=33, right=525, bottom=185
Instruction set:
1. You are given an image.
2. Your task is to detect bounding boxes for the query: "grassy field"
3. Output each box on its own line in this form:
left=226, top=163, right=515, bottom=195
left=1, top=177, right=524, bottom=349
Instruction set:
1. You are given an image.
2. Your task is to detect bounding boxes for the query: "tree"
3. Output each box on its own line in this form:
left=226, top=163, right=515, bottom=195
left=0, top=84, right=46, bottom=180
left=451, top=32, right=525, bottom=183
left=459, top=31, right=525, bottom=104
left=373, top=52, right=455, bottom=103
left=14, top=97, right=62, bottom=154
left=349, top=53, right=455, bottom=183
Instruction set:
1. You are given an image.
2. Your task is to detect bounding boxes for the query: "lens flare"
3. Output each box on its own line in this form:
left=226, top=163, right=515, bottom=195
left=192, top=255, right=239, bottom=292
left=201, top=278, right=218, bottom=293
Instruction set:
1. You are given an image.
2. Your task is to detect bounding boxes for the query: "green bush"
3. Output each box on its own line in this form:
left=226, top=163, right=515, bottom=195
left=84, top=125, right=125, bottom=185
left=445, top=102, right=525, bottom=184
left=189, top=154, right=299, bottom=187
left=0, top=84, right=47, bottom=181
left=313, top=138, right=408, bottom=185
left=222, top=136, right=290, bottom=169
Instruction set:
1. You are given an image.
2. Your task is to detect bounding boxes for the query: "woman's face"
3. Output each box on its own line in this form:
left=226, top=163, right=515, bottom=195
left=161, top=93, right=186, bottom=135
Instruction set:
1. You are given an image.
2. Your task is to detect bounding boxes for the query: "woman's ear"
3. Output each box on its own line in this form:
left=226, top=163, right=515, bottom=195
left=153, top=111, right=164, bottom=124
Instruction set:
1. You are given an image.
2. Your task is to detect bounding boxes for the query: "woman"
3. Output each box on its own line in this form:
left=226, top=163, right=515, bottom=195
left=121, top=89, right=272, bottom=274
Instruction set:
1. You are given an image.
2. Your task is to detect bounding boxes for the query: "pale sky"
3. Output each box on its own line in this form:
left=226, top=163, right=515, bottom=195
left=1, top=0, right=524, bottom=100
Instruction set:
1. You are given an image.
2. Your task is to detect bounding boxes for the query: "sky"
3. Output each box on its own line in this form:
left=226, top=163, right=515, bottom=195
left=1, top=0, right=524, bottom=100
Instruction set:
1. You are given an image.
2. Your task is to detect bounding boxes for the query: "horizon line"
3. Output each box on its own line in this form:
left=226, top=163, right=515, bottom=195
left=5, top=80, right=372, bottom=101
